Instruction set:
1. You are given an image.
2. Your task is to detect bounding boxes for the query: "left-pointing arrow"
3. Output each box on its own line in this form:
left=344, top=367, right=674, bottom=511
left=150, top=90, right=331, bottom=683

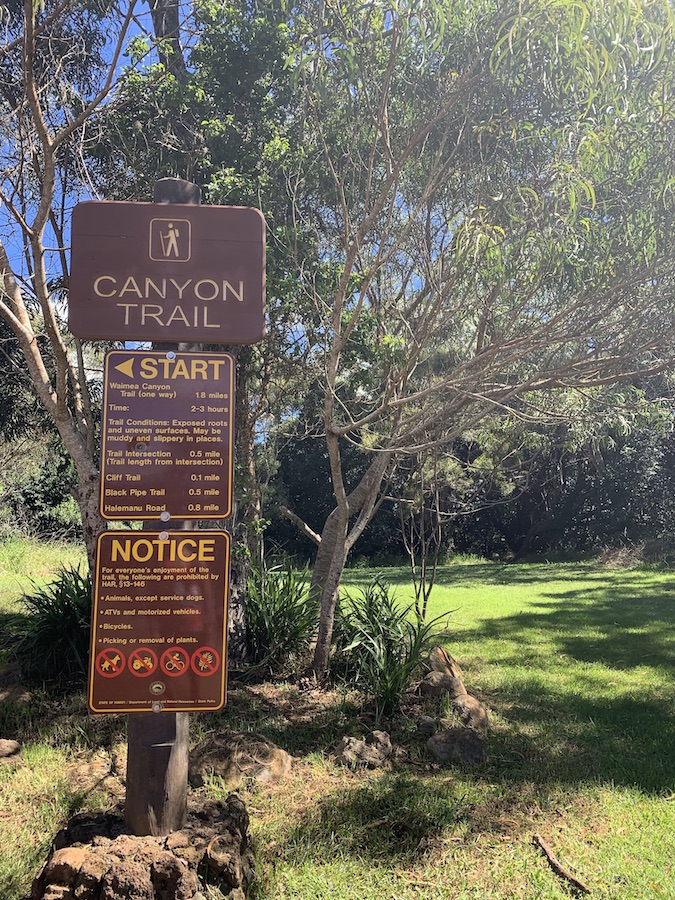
left=114, top=358, right=135, bottom=378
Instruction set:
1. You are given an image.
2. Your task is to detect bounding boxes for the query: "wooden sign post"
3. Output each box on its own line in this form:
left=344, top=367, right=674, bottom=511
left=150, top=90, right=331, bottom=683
left=73, top=177, right=266, bottom=836
left=127, top=178, right=200, bottom=837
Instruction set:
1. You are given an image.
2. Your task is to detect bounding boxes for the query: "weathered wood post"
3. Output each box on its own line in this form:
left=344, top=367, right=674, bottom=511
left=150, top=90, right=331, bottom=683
left=125, top=177, right=200, bottom=836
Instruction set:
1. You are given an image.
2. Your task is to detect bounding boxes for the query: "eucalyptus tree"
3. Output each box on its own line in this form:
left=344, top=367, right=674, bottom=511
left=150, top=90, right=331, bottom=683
left=276, top=0, right=675, bottom=673
left=0, top=0, right=294, bottom=565
left=2, top=0, right=674, bottom=683
left=0, top=0, right=144, bottom=564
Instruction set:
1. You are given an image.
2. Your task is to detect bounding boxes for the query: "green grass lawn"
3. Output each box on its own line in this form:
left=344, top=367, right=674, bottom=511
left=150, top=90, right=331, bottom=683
left=0, top=548, right=674, bottom=899
left=0, top=536, right=85, bottom=611
left=253, top=561, right=675, bottom=899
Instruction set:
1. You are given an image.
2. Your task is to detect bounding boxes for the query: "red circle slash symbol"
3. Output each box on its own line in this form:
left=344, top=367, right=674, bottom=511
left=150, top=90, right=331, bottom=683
left=128, top=647, right=158, bottom=677
left=96, top=648, right=126, bottom=678
left=191, top=647, right=220, bottom=676
left=160, top=647, right=190, bottom=677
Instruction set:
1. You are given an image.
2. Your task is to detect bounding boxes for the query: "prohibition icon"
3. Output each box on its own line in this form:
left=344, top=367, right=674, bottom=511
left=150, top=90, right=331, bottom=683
left=191, top=646, right=220, bottom=676
left=128, top=647, right=158, bottom=677
left=96, top=648, right=126, bottom=678
left=160, top=646, right=190, bottom=677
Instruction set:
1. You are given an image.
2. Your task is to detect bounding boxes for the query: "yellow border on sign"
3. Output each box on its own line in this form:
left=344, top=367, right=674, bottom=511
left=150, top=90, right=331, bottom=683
left=88, top=530, right=230, bottom=714
left=99, top=350, right=235, bottom=521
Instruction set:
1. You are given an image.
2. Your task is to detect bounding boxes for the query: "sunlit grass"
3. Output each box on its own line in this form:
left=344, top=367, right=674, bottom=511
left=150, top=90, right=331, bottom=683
left=0, top=744, right=76, bottom=897
left=0, top=537, right=85, bottom=612
left=250, top=560, right=675, bottom=898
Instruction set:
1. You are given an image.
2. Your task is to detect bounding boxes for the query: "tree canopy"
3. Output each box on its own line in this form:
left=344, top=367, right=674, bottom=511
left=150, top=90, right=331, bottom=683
left=0, top=0, right=673, bottom=670
left=273, top=0, right=675, bottom=670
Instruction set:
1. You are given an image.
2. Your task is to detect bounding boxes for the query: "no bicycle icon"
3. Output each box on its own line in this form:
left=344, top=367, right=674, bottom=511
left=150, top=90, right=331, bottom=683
left=160, top=647, right=190, bottom=677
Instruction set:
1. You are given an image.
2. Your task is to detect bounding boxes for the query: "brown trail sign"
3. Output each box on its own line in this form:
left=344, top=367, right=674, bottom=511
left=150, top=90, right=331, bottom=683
left=100, top=350, right=234, bottom=520
left=68, top=201, right=265, bottom=344
left=88, top=531, right=230, bottom=715
left=72, top=179, right=265, bottom=837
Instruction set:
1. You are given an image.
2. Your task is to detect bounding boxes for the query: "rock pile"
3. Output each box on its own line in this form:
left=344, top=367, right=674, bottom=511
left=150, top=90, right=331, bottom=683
left=31, top=797, right=253, bottom=900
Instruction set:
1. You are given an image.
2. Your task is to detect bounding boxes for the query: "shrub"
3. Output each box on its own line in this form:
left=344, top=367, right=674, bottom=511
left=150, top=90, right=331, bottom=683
left=245, top=561, right=318, bottom=673
left=13, top=565, right=92, bottom=685
left=334, top=577, right=448, bottom=721
left=2, top=446, right=81, bottom=540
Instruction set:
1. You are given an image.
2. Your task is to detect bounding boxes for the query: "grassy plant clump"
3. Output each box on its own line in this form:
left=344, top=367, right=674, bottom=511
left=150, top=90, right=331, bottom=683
left=245, top=561, right=318, bottom=674
left=334, top=577, right=447, bottom=720
left=10, top=565, right=92, bottom=686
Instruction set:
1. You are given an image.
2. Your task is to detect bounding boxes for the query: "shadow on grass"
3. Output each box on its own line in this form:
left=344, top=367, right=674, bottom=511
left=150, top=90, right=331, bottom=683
left=454, top=572, right=675, bottom=671
left=345, top=561, right=605, bottom=590
left=233, top=566, right=675, bottom=795
left=485, top=686, right=675, bottom=793
left=4, top=563, right=675, bottom=797
left=273, top=770, right=565, bottom=871
left=0, top=688, right=126, bottom=753
left=0, top=609, right=24, bottom=643
left=200, top=686, right=366, bottom=757
left=346, top=560, right=675, bottom=593
left=278, top=773, right=477, bottom=866
left=450, top=573, right=675, bottom=793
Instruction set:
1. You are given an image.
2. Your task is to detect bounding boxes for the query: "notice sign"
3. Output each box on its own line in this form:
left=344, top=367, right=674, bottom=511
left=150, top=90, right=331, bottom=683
left=100, top=350, right=234, bottom=521
left=68, top=201, right=265, bottom=343
left=89, top=531, right=230, bottom=714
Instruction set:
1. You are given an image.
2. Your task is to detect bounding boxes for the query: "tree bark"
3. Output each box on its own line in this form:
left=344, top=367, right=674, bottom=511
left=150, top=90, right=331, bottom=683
left=148, top=0, right=187, bottom=81
left=222, top=345, right=255, bottom=665
left=310, top=450, right=394, bottom=675
left=311, top=529, right=349, bottom=677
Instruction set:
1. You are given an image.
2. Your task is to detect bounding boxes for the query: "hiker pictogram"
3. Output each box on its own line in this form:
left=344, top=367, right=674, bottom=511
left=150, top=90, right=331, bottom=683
left=191, top=646, right=220, bottom=676
left=96, top=648, right=126, bottom=678
left=160, top=646, right=190, bottom=677
left=128, top=647, right=158, bottom=677
left=165, top=223, right=180, bottom=256
left=149, top=217, right=191, bottom=262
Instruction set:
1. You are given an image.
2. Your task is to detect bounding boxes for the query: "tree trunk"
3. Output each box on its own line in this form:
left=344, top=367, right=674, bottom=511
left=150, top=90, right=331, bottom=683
left=148, top=0, right=187, bottom=81
left=310, top=451, right=394, bottom=675
left=76, top=469, right=106, bottom=575
left=224, top=345, right=258, bottom=665
left=310, top=508, right=348, bottom=676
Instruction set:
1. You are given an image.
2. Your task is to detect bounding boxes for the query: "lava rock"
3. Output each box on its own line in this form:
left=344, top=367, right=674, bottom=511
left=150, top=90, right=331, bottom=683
left=190, top=732, right=293, bottom=789
left=426, top=727, right=486, bottom=765
left=334, top=730, right=394, bottom=768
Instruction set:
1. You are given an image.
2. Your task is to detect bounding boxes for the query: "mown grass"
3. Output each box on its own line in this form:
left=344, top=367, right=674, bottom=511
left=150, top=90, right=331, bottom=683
left=243, top=561, right=674, bottom=899
left=0, top=536, right=85, bottom=611
left=0, top=544, right=674, bottom=899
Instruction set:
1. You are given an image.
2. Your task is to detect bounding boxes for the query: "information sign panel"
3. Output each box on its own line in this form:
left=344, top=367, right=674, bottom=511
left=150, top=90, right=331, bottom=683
left=69, top=201, right=265, bottom=343
left=88, top=531, right=229, bottom=714
left=100, top=350, right=234, bottom=521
